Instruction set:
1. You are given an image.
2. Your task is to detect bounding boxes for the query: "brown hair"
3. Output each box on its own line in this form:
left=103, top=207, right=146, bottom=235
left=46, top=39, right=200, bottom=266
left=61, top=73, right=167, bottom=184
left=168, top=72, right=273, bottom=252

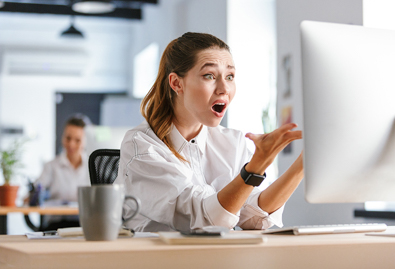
left=141, top=32, right=230, bottom=161
left=64, top=114, right=90, bottom=130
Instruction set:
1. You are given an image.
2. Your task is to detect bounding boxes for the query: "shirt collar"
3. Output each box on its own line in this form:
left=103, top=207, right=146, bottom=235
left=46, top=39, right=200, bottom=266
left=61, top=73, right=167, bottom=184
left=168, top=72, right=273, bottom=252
left=59, top=151, right=87, bottom=169
left=195, top=125, right=207, bottom=154
left=169, top=124, right=208, bottom=155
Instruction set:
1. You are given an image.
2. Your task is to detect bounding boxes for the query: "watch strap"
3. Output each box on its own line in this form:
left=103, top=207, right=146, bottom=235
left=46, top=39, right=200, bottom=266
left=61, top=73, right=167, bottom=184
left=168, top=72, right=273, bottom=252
left=240, top=163, right=266, bottom=186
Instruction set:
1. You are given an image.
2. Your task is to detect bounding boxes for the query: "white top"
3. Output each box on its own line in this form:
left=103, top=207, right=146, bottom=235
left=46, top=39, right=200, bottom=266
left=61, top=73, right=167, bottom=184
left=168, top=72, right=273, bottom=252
left=115, top=120, right=283, bottom=232
left=35, top=151, right=90, bottom=202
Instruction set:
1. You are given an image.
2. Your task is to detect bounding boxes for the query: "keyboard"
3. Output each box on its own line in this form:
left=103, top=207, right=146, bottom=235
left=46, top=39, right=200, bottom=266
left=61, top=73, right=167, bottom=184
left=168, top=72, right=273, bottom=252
left=261, top=223, right=387, bottom=235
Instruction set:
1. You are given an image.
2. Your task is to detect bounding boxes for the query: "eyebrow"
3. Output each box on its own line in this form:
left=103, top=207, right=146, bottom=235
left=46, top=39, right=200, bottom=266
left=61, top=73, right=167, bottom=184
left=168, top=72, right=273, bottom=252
left=199, top=62, right=235, bottom=71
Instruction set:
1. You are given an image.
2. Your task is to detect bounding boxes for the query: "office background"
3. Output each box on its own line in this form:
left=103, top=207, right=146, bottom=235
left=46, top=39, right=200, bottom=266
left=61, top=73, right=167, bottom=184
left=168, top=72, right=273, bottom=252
left=0, top=0, right=394, bottom=234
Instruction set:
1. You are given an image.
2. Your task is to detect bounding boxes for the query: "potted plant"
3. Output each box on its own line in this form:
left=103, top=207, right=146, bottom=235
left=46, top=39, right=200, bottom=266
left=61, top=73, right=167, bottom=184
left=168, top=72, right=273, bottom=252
left=0, top=140, right=24, bottom=207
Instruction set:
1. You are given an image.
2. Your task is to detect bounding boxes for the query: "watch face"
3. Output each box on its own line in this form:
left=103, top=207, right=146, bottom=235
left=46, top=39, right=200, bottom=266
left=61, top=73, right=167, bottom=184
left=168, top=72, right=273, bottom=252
left=241, top=163, right=266, bottom=186
left=245, top=175, right=264, bottom=186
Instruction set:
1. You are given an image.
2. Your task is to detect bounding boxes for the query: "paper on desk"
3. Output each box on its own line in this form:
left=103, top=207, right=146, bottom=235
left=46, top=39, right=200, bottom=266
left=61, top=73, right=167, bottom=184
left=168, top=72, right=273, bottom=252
left=26, top=232, right=62, bottom=240
left=58, top=227, right=134, bottom=237
left=366, top=232, right=395, bottom=237
left=134, top=232, right=159, bottom=238
left=26, top=227, right=135, bottom=239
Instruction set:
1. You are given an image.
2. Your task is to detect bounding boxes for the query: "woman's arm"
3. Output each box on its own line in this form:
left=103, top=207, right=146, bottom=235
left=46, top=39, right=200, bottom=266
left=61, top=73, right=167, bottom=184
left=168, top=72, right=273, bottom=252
left=258, top=152, right=303, bottom=213
left=217, top=123, right=302, bottom=214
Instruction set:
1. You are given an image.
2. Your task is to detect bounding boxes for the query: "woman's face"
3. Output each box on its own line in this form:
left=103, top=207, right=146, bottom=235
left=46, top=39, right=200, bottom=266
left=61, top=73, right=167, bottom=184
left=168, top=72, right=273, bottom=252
left=62, top=125, right=85, bottom=158
left=176, top=48, right=236, bottom=128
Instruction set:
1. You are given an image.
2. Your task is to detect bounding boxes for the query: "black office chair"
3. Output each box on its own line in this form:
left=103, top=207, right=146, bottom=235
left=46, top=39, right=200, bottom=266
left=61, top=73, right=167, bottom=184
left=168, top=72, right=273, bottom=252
left=88, top=149, right=120, bottom=185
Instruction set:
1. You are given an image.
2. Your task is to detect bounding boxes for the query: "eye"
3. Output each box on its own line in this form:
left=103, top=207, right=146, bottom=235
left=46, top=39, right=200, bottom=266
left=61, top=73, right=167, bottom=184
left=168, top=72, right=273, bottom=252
left=204, top=74, right=215, bottom=80
left=226, top=74, right=234, bottom=81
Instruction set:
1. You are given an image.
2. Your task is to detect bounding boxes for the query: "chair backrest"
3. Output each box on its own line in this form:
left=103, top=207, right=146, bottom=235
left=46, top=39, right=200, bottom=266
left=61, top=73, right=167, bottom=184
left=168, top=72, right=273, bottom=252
left=88, top=149, right=120, bottom=185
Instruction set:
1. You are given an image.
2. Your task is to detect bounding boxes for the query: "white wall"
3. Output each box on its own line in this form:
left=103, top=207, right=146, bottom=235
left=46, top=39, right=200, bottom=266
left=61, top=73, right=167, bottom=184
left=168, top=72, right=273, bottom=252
left=275, top=0, right=392, bottom=226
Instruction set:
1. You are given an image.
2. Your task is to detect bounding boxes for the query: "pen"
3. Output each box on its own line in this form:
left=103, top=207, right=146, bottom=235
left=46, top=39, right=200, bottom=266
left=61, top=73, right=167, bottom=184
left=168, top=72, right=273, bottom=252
left=43, top=230, right=58, bottom=236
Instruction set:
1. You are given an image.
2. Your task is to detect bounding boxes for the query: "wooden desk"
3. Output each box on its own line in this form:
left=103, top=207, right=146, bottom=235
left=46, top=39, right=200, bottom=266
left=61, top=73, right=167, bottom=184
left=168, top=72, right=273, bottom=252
left=1, top=228, right=395, bottom=269
left=0, top=206, right=79, bottom=234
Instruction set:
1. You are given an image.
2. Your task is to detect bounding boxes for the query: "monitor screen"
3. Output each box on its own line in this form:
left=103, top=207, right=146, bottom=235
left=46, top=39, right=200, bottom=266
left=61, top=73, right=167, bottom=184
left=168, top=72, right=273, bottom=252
left=301, top=21, right=395, bottom=203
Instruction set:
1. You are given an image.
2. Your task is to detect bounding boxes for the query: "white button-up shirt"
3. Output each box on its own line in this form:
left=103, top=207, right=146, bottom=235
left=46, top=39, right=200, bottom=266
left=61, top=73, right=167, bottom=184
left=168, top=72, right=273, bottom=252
left=35, top=151, right=90, bottom=202
left=116, top=120, right=283, bottom=232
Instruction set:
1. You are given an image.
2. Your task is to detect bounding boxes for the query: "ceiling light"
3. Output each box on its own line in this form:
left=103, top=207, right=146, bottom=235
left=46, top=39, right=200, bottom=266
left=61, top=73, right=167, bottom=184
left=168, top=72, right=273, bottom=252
left=72, top=0, right=116, bottom=14
left=60, top=16, right=84, bottom=38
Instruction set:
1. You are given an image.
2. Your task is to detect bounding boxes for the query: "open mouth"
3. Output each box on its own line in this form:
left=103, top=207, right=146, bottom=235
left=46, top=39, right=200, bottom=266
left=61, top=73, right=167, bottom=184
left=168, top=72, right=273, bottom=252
left=212, top=103, right=226, bottom=114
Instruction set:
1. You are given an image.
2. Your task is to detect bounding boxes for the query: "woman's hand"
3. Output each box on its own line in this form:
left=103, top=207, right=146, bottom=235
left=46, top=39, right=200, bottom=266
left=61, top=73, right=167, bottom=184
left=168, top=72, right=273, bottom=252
left=218, top=124, right=302, bottom=215
left=245, top=123, right=302, bottom=174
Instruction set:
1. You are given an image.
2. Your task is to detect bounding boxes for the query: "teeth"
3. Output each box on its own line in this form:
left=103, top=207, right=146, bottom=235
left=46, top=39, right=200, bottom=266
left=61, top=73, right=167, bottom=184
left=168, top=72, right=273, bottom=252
left=212, top=102, right=226, bottom=113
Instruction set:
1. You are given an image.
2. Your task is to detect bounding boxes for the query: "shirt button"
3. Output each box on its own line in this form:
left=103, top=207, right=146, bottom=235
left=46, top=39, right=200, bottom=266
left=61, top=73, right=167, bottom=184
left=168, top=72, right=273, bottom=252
left=191, top=140, right=195, bottom=143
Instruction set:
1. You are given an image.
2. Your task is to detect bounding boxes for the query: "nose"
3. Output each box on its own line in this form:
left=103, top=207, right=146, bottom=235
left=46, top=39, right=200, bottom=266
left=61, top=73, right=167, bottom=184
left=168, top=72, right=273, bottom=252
left=215, top=77, right=230, bottom=95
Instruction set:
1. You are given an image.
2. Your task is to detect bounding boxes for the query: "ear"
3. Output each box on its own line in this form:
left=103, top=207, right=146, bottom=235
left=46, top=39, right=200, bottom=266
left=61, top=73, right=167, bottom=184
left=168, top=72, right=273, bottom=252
left=168, top=72, right=183, bottom=95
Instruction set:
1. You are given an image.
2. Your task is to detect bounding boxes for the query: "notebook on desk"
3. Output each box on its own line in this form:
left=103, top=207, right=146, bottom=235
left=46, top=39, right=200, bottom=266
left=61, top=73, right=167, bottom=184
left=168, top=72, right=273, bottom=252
left=158, top=231, right=265, bottom=245
left=262, top=223, right=387, bottom=235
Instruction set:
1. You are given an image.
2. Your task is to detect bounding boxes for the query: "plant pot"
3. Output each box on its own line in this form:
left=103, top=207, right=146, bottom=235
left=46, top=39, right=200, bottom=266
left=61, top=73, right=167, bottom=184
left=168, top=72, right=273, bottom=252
left=0, top=185, right=19, bottom=207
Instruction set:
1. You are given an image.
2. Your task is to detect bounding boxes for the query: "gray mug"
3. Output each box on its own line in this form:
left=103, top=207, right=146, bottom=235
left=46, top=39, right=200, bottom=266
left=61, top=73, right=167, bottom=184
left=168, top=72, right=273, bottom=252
left=78, top=184, right=140, bottom=241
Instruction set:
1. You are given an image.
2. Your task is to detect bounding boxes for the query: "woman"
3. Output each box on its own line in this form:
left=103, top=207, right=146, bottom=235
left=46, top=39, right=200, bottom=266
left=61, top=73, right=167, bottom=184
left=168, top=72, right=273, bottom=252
left=116, top=32, right=303, bottom=232
left=34, top=115, right=91, bottom=230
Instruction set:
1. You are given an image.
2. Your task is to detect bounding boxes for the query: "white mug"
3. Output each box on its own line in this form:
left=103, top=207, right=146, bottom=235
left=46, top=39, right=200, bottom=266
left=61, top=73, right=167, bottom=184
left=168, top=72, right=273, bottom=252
left=78, top=184, right=140, bottom=241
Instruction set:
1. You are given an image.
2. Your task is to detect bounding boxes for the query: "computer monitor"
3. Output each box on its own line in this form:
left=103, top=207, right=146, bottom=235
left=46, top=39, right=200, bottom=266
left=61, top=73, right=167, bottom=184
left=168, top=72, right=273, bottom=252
left=301, top=21, right=395, bottom=203
left=84, top=125, right=132, bottom=156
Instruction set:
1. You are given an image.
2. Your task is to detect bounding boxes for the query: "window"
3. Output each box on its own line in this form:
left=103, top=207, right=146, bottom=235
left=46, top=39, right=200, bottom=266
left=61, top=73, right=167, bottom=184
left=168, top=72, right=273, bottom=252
left=227, top=0, right=277, bottom=184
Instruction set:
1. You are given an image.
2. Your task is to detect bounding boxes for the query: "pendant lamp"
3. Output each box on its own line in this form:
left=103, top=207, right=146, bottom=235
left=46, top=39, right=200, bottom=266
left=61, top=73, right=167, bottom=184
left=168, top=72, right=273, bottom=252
left=60, top=16, right=84, bottom=38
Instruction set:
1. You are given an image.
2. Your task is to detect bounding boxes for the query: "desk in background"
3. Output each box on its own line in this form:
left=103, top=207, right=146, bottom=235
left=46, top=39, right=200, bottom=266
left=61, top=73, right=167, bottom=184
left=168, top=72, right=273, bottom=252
left=355, top=209, right=395, bottom=219
left=0, top=206, right=79, bottom=234
left=1, top=228, right=395, bottom=268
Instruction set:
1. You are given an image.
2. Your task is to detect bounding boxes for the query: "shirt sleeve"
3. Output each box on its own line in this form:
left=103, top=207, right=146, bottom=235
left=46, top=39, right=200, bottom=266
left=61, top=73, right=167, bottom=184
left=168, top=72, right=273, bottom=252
left=121, top=153, right=240, bottom=231
left=35, top=162, right=53, bottom=189
left=238, top=188, right=284, bottom=230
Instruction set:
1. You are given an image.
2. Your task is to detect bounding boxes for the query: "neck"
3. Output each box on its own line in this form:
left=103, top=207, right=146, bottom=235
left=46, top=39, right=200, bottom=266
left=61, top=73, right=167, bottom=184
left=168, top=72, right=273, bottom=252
left=67, top=153, right=82, bottom=169
left=173, top=119, right=202, bottom=141
left=173, top=100, right=203, bottom=141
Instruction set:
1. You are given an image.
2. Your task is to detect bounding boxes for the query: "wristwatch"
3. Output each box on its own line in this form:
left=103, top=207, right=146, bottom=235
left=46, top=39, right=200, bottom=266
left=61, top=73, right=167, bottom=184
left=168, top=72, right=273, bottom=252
left=240, top=163, right=266, bottom=186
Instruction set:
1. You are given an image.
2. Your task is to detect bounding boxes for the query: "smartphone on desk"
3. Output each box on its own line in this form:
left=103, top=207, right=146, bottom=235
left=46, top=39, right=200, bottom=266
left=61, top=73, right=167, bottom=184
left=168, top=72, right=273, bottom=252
left=180, top=226, right=229, bottom=236
left=181, top=230, right=223, bottom=236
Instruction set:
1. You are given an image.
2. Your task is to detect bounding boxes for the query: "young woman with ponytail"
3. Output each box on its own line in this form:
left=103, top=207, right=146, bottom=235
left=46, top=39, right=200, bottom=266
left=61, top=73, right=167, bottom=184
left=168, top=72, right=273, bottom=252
left=115, top=32, right=304, bottom=232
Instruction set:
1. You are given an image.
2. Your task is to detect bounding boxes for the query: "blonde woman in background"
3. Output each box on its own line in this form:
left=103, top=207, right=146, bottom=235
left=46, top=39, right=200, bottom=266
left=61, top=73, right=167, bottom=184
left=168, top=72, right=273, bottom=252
left=34, top=115, right=90, bottom=230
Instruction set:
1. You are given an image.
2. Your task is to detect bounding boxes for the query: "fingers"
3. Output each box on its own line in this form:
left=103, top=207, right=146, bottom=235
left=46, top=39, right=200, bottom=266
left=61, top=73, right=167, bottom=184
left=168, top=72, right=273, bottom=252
left=245, top=133, right=268, bottom=143
left=283, top=130, right=302, bottom=142
left=246, top=123, right=301, bottom=142
left=246, top=124, right=302, bottom=154
left=274, top=123, right=302, bottom=143
left=277, top=123, right=298, bottom=134
left=245, top=132, right=255, bottom=140
left=245, top=132, right=259, bottom=141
